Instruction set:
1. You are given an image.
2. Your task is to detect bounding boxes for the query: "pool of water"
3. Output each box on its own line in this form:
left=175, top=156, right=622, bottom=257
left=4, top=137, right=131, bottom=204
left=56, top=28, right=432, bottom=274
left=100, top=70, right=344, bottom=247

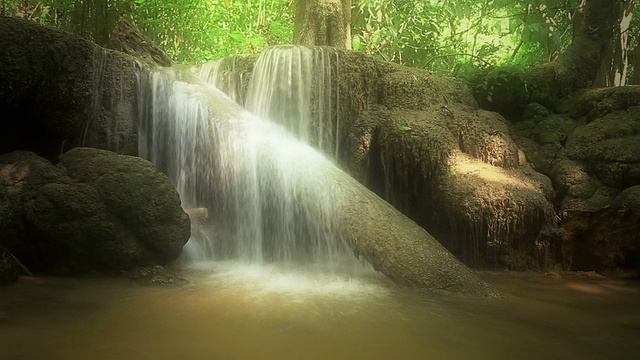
left=1, top=263, right=638, bottom=360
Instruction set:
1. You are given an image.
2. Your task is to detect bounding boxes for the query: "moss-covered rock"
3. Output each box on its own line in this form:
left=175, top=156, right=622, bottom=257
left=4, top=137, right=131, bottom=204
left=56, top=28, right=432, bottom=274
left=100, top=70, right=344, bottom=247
left=572, top=86, right=640, bottom=121
left=58, top=147, right=191, bottom=264
left=0, top=16, right=139, bottom=160
left=511, top=87, right=640, bottom=273
left=0, top=149, right=190, bottom=274
left=560, top=186, right=640, bottom=272
left=343, top=105, right=554, bottom=269
left=566, top=107, right=640, bottom=189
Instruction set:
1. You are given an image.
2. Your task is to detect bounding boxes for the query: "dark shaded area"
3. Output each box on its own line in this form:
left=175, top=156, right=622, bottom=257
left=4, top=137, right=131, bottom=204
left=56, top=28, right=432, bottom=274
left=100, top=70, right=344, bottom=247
left=0, top=17, right=95, bottom=160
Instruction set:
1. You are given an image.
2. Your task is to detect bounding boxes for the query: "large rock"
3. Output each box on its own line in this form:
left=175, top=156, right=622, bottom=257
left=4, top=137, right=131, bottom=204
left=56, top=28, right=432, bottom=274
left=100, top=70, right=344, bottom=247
left=0, top=148, right=190, bottom=274
left=559, top=186, right=640, bottom=271
left=565, top=106, right=640, bottom=189
left=511, top=87, right=640, bottom=272
left=145, top=67, right=500, bottom=297
left=0, top=16, right=139, bottom=160
left=345, top=105, right=555, bottom=269
left=334, top=52, right=555, bottom=269
left=202, top=48, right=557, bottom=270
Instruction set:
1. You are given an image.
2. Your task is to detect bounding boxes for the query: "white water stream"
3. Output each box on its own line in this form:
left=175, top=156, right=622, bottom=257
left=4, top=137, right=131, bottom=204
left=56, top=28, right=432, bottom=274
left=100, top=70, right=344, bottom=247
left=137, top=64, right=363, bottom=276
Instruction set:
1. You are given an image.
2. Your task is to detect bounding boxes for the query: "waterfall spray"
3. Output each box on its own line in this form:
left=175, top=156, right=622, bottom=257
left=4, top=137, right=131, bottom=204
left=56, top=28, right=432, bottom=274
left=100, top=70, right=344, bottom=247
left=137, top=66, right=357, bottom=268
left=196, top=46, right=340, bottom=158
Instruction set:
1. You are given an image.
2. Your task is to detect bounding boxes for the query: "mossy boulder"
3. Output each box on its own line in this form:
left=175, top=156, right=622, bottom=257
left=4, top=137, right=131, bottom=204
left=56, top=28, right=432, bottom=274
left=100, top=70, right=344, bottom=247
left=565, top=106, right=640, bottom=189
left=0, top=16, right=139, bottom=160
left=560, top=186, right=640, bottom=272
left=511, top=87, right=640, bottom=273
left=345, top=106, right=554, bottom=269
left=0, top=148, right=190, bottom=274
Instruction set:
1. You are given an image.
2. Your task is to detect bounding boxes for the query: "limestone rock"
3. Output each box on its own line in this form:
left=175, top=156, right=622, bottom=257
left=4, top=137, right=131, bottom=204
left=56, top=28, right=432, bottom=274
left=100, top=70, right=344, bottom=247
left=572, top=86, right=640, bottom=121
left=129, top=265, right=189, bottom=286
left=0, top=149, right=190, bottom=274
left=58, top=147, right=191, bottom=264
left=566, top=107, right=640, bottom=189
left=345, top=105, right=555, bottom=269
left=559, top=187, right=640, bottom=272
left=512, top=87, right=640, bottom=272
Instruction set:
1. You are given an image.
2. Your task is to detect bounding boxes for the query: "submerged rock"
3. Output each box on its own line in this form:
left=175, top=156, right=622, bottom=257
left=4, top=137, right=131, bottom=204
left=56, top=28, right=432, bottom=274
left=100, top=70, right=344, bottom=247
left=0, top=149, right=190, bottom=275
left=129, top=265, right=189, bottom=286
left=0, top=245, right=21, bottom=285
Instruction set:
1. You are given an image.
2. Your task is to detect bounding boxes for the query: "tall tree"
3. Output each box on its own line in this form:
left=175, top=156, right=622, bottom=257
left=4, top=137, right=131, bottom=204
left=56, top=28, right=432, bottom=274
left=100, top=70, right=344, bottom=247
left=293, top=0, right=351, bottom=49
left=474, top=0, right=625, bottom=117
left=94, top=0, right=109, bottom=47
left=593, top=0, right=635, bottom=86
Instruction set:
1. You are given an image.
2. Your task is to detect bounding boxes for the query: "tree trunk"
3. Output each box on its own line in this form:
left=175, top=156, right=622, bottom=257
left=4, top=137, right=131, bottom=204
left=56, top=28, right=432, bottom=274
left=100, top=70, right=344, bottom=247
left=593, top=0, right=634, bottom=87
left=293, top=0, right=351, bottom=49
left=473, top=0, right=623, bottom=117
left=572, top=0, right=587, bottom=41
left=629, top=46, right=640, bottom=84
left=94, top=0, right=109, bottom=47
left=613, top=0, right=634, bottom=86
left=108, top=16, right=172, bottom=67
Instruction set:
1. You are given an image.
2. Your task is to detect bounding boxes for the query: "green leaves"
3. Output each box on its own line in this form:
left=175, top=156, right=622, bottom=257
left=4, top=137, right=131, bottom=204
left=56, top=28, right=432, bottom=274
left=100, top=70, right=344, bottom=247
left=8, top=0, right=295, bottom=64
left=352, top=0, right=575, bottom=77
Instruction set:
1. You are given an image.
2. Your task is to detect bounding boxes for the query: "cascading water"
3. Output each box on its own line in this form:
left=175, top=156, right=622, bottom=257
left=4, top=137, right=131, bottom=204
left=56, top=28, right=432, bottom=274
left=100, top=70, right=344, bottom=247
left=197, top=46, right=340, bottom=157
left=137, top=49, right=499, bottom=297
left=138, top=65, right=359, bottom=270
left=195, top=55, right=249, bottom=106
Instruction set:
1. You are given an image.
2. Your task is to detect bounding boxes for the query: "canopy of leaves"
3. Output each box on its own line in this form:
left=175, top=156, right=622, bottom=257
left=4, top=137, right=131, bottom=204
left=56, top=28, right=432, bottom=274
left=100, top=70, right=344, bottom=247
left=352, top=0, right=578, bottom=77
left=2, top=0, right=636, bottom=82
left=1, top=0, right=296, bottom=63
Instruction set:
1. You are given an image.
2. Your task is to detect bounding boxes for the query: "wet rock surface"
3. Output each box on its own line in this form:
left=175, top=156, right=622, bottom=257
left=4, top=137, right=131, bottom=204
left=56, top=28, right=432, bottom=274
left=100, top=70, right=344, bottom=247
left=129, top=265, right=189, bottom=286
left=197, top=49, right=557, bottom=270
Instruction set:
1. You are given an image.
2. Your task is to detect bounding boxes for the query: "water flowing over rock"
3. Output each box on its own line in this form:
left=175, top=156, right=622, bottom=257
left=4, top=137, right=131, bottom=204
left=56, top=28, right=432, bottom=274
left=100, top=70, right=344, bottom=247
left=138, top=66, right=499, bottom=296
left=195, top=46, right=556, bottom=270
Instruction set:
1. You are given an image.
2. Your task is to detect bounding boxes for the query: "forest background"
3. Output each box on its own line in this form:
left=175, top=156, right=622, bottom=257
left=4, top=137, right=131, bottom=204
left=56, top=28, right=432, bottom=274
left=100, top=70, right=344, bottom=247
left=1, top=0, right=638, bottom=86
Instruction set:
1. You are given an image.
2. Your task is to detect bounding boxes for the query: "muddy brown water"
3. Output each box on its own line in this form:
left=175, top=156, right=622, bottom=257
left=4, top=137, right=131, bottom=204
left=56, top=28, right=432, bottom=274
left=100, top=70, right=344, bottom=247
left=1, top=262, right=638, bottom=360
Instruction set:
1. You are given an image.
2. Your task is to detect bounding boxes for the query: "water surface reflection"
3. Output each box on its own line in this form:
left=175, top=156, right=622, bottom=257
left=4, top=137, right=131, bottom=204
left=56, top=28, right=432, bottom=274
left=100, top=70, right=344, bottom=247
left=1, top=266, right=638, bottom=360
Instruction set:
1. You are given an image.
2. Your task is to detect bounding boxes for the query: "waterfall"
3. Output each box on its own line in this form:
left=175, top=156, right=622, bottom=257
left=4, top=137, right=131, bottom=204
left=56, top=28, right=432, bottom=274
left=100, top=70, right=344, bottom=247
left=137, top=66, right=358, bottom=268
left=196, top=46, right=340, bottom=158
left=134, top=55, right=499, bottom=298
left=195, top=55, right=249, bottom=106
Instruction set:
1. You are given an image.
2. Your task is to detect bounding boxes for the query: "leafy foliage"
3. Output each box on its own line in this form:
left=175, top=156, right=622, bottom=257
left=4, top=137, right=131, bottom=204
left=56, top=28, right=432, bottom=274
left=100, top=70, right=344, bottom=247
left=2, top=0, right=295, bottom=63
left=3, top=0, right=636, bottom=84
left=352, top=0, right=578, bottom=76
